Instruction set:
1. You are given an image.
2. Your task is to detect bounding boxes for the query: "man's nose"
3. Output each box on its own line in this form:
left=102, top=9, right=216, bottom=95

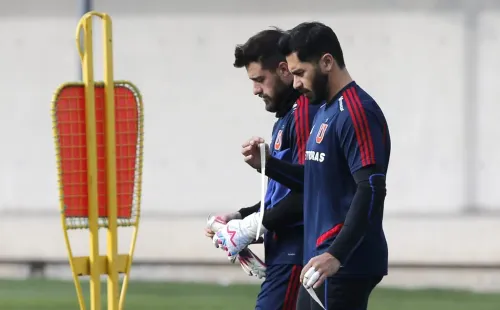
left=293, top=77, right=303, bottom=89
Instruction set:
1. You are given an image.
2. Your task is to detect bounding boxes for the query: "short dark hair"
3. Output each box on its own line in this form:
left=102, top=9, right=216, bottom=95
left=278, top=22, right=345, bottom=68
left=233, top=28, right=286, bottom=70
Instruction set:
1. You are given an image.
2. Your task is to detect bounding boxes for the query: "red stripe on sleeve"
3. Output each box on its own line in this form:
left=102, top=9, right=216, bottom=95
left=302, top=96, right=310, bottom=140
left=294, top=95, right=309, bottom=164
left=300, top=96, right=309, bottom=154
left=348, top=88, right=375, bottom=165
left=343, top=88, right=369, bottom=165
left=316, top=223, right=343, bottom=246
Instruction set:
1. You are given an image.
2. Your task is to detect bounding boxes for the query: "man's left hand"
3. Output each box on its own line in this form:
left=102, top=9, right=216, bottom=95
left=301, top=252, right=341, bottom=289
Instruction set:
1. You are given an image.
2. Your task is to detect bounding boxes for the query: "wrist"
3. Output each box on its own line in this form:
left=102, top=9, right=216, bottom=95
left=260, top=155, right=273, bottom=172
left=257, top=154, right=273, bottom=173
left=226, top=211, right=242, bottom=221
left=326, top=246, right=344, bottom=265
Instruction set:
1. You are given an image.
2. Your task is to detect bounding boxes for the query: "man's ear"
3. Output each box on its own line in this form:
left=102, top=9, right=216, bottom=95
left=276, top=61, right=290, bottom=78
left=319, top=54, right=334, bottom=73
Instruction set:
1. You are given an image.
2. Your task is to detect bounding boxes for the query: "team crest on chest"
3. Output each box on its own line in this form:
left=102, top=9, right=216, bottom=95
left=315, top=123, right=329, bottom=144
left=274, top=130, right=283, bottom=150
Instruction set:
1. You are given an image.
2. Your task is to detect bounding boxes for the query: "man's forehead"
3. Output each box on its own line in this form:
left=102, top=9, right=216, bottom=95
left=286, top=53, right=306, bottom=71
left=247, top=62, right=264, bottom=75
left=286, top=53, right=299, bottom=65
left=247, top=62, right=273, bottom=79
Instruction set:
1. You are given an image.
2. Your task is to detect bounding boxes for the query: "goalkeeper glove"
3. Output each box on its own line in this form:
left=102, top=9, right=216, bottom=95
left=212, top=212, right=267, bottom=256
left=207, top=214, right=266, bottom=279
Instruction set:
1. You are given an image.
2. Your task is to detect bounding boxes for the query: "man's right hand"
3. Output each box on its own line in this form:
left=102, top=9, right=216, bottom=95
left=204, top=212, right=242, bottom=238
left=205, top=213, right=268, bottom=278
left=241, top=136, right=270, bottom=170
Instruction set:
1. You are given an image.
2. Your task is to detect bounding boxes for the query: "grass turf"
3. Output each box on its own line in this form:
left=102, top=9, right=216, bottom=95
left=0, top=279, right=498, bottom=309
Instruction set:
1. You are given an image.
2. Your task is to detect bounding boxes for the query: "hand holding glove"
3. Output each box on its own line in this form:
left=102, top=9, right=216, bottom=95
left=212, top=212, right=267, bottom=256
left=206, top=214, right=267, bottom=278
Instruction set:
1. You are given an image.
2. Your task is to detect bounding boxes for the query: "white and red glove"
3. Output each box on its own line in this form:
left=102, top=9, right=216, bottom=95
left=212, top=212, right=267, bottom=257
left=207, top=215, right=266, bottom=279
left=237, top=247, right=266, bottom=279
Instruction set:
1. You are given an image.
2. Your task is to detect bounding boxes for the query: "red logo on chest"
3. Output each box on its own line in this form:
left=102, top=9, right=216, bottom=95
left=315, top=124, right=328, bottom=144
left=274, top=130, right=283, bottom=150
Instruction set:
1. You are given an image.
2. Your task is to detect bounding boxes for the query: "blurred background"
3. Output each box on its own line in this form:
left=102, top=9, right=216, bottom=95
left=0, top=0, right=499, bottom=309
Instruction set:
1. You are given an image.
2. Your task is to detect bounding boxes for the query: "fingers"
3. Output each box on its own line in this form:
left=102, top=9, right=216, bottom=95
left=248, top=137, right=265, bottom=146
left=302, top=257, right=323, bottom=289
left=213, top=232, right=229, bottom=253
left=241, top=136, right=265, bottom=148
left=304, top=268, right=321, bottom=289
left=204, top=227, right=215, bottom=238
left=206, top=215, right=226, bottom=234
left=241, top=145, right=255, bottom=156
left=302, top=265, right=315, bottom=284
left=212, top=233, right=221, bottom=248
left=302, top=256, right=333, bottom=290
left=302, top=265, right=322, bottom=289
left=241, top=137, right=269, bottom=167
left=300, top=261, right=312, bottom=283
left=313, top=274, right=327, bottom=289
left=241, top=138, right=265, bottom=157
left=241, top=147, right=252, bottom=157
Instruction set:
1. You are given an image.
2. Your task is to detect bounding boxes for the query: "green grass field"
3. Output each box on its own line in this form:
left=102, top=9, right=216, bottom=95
left=0, top=279, right=499, bottom=309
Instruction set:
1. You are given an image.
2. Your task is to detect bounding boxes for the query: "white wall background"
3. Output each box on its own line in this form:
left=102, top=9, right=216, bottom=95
left=0, top=0, right=499, bottom=216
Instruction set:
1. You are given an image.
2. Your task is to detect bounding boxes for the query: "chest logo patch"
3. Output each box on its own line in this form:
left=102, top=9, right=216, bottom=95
left=315, top=123, right=328, bottom=144
left=274, top=130, right=283, bottom=150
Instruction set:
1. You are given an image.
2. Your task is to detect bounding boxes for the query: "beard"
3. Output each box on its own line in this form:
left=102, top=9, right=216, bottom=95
left=308, top=70, right=329, bottom=103
left=263, top=78, right=293, bottom=112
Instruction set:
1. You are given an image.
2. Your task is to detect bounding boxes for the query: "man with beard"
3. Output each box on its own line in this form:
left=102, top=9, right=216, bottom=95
left=205, top=28, right=320, bottom=309
left=240, top=22, right=391, bottom=310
